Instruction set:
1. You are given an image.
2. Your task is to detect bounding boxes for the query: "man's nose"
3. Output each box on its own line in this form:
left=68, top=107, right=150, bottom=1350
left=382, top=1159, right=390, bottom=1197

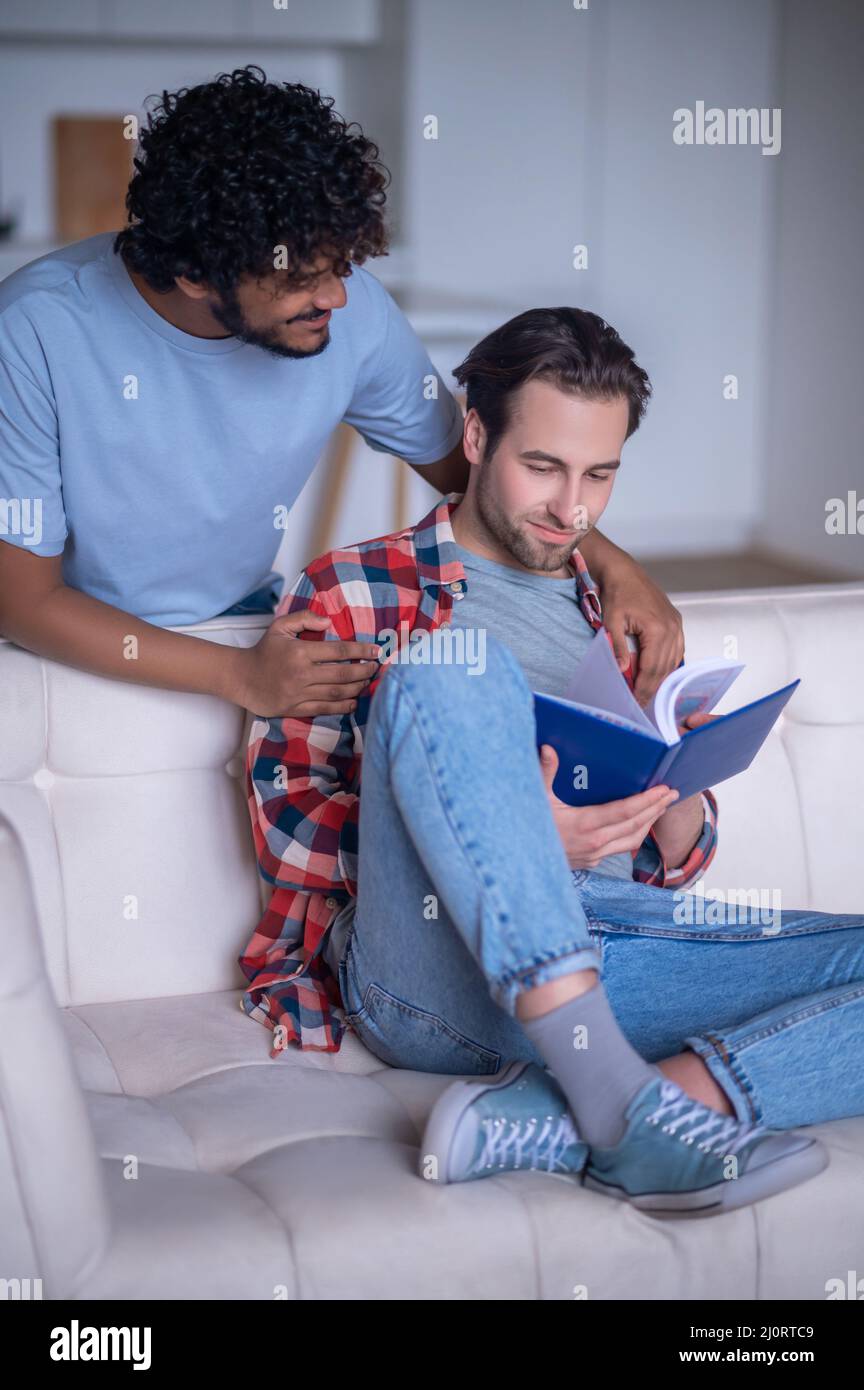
left=550, top=485, right=584, bottom=530
left=314, top=273, right=348, bottom=311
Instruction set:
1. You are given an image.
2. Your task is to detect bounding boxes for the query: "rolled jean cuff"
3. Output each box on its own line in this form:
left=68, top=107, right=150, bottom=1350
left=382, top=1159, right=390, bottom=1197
left=683, top=1032, right=761, bottom=1126
left=494, top=942, right=603, bottom=1017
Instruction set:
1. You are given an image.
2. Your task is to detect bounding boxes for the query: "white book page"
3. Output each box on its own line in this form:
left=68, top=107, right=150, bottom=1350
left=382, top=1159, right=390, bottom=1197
left=563, top=629, right=657, bottom=735
left=649, top=658, right=744, bottom=744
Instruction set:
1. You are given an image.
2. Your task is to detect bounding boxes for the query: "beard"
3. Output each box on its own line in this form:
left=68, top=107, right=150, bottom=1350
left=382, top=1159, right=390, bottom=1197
left=474, top=453, right=587, bottom=572
left=208, top=289, right=331, bottom=360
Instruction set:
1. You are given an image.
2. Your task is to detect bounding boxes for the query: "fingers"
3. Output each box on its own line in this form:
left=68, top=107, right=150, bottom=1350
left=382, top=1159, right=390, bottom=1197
left=270, top=614, right=381, bottom=664
left=604, top=620, right=632, bottom=673
left=292, top=699, right=359, bottom=717
left=577, top=798, right=675, bottom=864
left=272, top=611, right=331, bottom=633
left=632, top=623, right=685, bottom=707
left=314, top=640, right=381, bottom=664
left=679, top=711, right=715, bottom=731
left=305, top=658, right=380, bottom=683
left=580, top=785, right=678, bottom=830
left=539, top=743, right=560, bottom=793
left=299, top=679, right=374, bottom=703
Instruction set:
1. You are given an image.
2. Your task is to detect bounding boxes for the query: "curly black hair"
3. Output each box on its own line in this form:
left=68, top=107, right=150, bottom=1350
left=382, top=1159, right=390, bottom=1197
left=114, top=65, right=390, bottom=294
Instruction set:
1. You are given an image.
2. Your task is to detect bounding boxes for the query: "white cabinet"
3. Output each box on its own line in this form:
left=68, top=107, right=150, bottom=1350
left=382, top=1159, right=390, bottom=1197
left=244, top=0, right=380, bottom=44
left=0, top=0, right=382, bottom=44
left=0, top=0, right=105, bottom=34
left=110, top=0, right=237, bottom=40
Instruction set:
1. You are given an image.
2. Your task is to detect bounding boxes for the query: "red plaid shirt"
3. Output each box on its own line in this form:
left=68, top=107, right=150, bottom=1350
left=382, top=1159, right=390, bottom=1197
left=239, top=493, right=719, bottom=1055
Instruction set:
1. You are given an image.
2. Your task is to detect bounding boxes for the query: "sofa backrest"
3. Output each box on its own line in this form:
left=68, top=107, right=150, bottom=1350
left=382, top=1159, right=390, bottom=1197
left=0, top=585, right=861, bottom=1009
left=0, top=615, right=269, bottom=1008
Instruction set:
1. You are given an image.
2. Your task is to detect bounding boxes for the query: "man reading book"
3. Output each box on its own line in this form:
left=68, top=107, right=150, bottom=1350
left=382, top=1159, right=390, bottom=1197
left=240, top=307, right=864, bottom=1217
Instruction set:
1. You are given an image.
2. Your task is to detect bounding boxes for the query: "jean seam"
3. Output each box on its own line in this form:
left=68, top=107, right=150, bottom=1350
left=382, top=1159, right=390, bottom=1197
left=359, top=980, right=501, bottom=1068
left=711, top=981, right=864, bottom=1053
left=497, top=941, right=601, bottom=990
left=685, top=1032, right=761, bottom=1125
left=589, top=921, right=864, bottom=943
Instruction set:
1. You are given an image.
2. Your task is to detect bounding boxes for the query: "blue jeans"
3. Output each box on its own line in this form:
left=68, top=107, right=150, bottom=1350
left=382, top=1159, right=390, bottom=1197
left=218, top=578, right=283, bottom=617
left=337, top=634, right=864, bottom=1131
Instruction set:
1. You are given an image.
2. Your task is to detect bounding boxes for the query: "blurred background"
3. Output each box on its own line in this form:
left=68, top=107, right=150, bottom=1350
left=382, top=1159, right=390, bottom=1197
left=0, top=0, right=861, bottom=591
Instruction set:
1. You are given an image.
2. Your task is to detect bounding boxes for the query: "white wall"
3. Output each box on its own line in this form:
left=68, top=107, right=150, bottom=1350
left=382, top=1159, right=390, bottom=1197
left=279, top=0, right=791, bottom=573
left=759, top=0, right=864, bottom=579
left=402, top=0, right=783, bottom=558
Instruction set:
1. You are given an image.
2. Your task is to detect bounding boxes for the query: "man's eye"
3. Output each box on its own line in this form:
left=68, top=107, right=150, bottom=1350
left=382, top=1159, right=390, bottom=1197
left=527, top=465, right=551, bottom=474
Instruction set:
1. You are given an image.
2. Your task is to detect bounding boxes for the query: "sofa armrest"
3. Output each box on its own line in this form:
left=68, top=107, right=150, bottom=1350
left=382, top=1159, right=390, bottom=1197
left=0, top=815, right=110, bottom=1298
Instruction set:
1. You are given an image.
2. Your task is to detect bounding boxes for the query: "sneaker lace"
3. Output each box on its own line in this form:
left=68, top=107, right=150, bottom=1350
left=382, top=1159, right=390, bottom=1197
left=646, top=1079, right=766, bottom=1155
left=472, top=1111, right=580, bottom=1174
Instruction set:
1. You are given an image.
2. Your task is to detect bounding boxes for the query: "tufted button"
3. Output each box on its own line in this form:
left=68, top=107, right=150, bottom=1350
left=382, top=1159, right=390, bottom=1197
left=225, top=757, right=243, bottom=778
left=33, top=768, right=55, bottom=790
left=325, top=897, right=338, bottom=909
left=449, top=581, right=464, bottom=593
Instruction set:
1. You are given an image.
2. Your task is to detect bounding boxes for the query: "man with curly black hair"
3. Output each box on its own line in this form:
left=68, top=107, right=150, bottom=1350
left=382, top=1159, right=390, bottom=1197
left=0, top=65, right=682, bottom=719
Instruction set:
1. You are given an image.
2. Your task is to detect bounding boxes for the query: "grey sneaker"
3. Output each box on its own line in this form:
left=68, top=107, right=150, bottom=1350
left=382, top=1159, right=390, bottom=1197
left=583, top=1076, right=829, bottom=1218
left=419, top=1060, right=588, bottom=1183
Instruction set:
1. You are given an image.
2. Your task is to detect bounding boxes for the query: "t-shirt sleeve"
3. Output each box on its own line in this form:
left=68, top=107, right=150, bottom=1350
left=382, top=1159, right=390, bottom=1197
left=342, top=273, right=464, bottom=465
left=0, top=351, right=67, bottom=556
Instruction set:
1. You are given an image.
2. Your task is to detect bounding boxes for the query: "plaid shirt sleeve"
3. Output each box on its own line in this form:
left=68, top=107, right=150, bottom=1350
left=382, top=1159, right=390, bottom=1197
left=239, top=568, right=365, bottom=1055
left=632, top=789, right=719, bottom=889
left=246, top=569, right=362, bottom=897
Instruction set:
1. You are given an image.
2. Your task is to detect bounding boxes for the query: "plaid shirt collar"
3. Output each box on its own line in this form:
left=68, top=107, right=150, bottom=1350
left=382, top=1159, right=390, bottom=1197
left=413, top=490, right=604, bottom=627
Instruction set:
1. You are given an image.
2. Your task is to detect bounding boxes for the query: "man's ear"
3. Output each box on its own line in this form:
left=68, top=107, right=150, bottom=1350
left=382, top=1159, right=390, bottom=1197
left=174, top=275, right=212, bottom=301
left=462, top=408, right=486, bottom=466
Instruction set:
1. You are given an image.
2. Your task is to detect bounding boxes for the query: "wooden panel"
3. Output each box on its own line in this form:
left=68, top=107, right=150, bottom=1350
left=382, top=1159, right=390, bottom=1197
left=54, top=117, right=135, bottom=241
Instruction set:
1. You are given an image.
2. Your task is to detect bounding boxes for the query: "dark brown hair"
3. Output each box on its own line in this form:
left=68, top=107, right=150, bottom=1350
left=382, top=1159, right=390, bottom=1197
left=452, top=307, right=651, bottom=460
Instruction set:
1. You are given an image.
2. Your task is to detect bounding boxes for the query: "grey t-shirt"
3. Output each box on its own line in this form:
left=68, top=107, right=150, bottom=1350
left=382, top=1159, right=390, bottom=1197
left=447, top=543, right=635, bottom=882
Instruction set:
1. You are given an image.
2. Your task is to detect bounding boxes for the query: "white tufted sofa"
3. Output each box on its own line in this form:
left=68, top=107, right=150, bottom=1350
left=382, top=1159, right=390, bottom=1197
left=1, top=583, right=863, bottom=1302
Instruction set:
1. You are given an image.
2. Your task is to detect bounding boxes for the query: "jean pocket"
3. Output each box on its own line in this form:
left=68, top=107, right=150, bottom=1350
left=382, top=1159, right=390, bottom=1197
left=346, top=980, right=502, bottom=1076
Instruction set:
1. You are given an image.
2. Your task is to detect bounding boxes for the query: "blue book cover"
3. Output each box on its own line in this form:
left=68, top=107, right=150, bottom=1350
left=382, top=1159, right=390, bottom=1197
left=533, top=630, right=800, bottom=805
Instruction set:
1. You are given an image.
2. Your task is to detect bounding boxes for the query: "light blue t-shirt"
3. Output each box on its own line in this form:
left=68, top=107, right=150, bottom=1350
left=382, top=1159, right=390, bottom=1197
left=0, top=234, right=463, bottom=626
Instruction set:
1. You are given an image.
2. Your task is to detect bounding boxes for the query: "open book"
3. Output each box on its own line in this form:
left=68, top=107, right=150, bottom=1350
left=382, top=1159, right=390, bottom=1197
left=534, top=627, right=799, bottom=806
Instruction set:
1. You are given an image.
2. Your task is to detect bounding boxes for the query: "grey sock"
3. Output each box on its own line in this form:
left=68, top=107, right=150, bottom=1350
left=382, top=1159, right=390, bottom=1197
left=521, top=982, right=660, bottom=1147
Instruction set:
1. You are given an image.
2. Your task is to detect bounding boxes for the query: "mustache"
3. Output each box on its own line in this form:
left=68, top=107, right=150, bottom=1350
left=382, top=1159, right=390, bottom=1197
left=525, top=517, right=583, bottom=536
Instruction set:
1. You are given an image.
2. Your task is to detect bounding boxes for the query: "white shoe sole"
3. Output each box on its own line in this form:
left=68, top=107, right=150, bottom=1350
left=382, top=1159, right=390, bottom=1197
left=582, top=1138, right=830, bottom=1218
left=419, top=1060, right=546, bottom=1183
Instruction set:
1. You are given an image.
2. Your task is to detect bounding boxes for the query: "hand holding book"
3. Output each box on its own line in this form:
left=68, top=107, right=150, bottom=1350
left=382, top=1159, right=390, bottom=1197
left=534, top=628, right=799, bottom=807
left=539, top=742, right=680, bottom=870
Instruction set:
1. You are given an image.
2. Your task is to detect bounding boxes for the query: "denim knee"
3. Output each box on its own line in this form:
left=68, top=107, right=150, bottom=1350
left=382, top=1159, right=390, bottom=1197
left=372, top=629, right=534, bottom=733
